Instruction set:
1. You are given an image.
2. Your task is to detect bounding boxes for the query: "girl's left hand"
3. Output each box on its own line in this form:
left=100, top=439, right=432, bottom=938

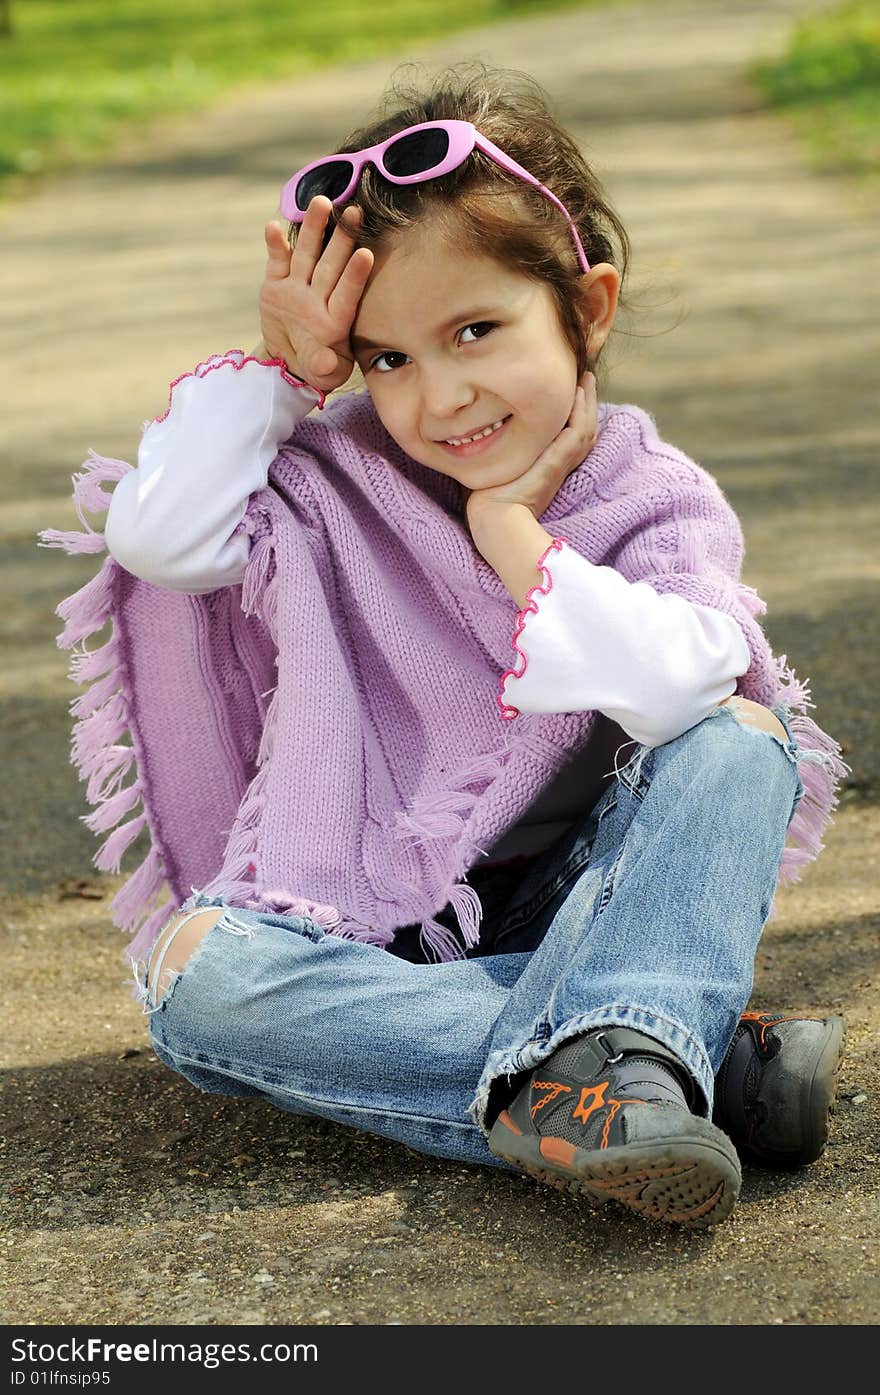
left=465, top=371, right=598, bottom=523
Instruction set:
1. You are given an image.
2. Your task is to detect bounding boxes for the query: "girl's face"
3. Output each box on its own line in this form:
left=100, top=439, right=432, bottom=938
left=350, top=219, right=584, bottom=491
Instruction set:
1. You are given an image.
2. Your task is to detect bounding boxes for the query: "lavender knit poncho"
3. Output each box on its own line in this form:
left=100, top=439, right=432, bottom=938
left=40, top=386, right=847, bottom=970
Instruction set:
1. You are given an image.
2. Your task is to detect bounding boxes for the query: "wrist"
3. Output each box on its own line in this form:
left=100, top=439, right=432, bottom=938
left=253, top=336, right=303, bottom=379
left=466, top=496, right=533, bottom=537
left=467, top=501, right=554, bottom=610
left=244, top=342, right=326, bottom=410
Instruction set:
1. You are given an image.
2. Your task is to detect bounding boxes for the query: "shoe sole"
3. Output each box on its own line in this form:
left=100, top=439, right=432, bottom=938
left=489, top=1114, right=741, bottom=1230
left=744, top=1014, right=846, bottom=1167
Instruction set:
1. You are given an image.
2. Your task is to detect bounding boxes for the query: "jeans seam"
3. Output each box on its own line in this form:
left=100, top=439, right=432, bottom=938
left=596, top=838, right=626, bottom=916
left=614, top=752, right=653, bottom=802
left=492, top=838, right=596, bottom=938
left=150, top=1041, right=482, bottom=1131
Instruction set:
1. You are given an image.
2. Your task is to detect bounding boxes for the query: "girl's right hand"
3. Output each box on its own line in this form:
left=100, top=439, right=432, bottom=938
left=259, top=196, right=374, bottom=394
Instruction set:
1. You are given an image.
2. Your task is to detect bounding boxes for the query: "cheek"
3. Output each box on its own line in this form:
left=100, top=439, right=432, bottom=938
left=505, top=354, right=574, bottom=414
left=507, top=372, right=574, bottom=442
left=367, top=387, right=408, bottom=440
left=368, top=393, right=435, bottom=466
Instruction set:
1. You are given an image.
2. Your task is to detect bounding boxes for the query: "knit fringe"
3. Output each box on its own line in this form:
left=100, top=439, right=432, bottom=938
left=38, top=452, right=176, bottom=978
left=326, top=917, right=398, bottom=950
left=93, top=811, right=148, bottom=873
left=111, top=845, right=167, bottom=942
left=253, top=889, right=341, bottom=930
left=771, top=654, right=850, bottom=902
left=70, top=665, right=121, bottom=720
left=81, top=777, right=142, bottom=834
left=38, top=528, right=107, bottom=555
left=445, top=880, right=484, bottom=945
left=55, top=563, right=116, bottom=648
left=419, top=915, right=471, bottom=962
left=85, top=744, right=136, bottom=807
left=37, top=450, right=131, bottom=557
left=393, top=747, right=513, bottom=847
left=391, top=744, right=515, bottom=957
left=128, top=894, right=178, bottom=962
left=197, top=697, right=275, bottom=906
left=241, top=526, right=279, bottom=637
left=72, top=689, right=128, bottom=766
left=736, top=581, right=768, bottom=619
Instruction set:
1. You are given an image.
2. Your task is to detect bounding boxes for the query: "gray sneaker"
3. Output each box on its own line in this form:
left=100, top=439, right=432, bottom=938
left=713, top=1012, right=846, bottom=1166
left=488, top=1027, right=741, bottom=1230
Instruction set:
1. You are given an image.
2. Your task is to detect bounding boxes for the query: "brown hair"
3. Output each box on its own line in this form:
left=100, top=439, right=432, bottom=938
left=289, top=61, right=632, bottom=386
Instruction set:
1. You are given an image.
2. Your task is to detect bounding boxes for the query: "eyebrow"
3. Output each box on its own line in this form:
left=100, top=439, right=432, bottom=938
left=351, top=307, right=501, bottom=356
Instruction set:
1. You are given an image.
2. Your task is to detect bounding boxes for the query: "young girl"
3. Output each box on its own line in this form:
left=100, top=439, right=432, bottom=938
left=41, top=63, right=848, bottom=1231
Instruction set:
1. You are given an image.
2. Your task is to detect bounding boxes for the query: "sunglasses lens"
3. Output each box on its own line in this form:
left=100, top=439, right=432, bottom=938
left=383, top=127, right=450, bottom=177
left=294, top=159, right=355, bottom=211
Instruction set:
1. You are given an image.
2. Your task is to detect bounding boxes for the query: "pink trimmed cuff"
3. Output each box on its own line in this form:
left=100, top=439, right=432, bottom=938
left=496, top=535, right=570, bottom=721
left=152, top=349, right=326, bottom=424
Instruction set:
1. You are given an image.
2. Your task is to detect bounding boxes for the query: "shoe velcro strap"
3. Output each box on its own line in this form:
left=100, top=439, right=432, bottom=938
left=593, top=1027, right=697, bottom=1107
left=609, top=1056, right=690, bottom=1106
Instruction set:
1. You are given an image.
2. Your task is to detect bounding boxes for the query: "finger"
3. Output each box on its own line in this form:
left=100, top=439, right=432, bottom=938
left=264, top=222, right=292, bottom=280
left=581, top=370, right=597, bottom=401
left=563, top=386, right=586, bottom=429
left=312, top=205, right=367, bottom=294
left=569, top=376, right=597, bottom=434
left=289, top=195, right=334, bottom=284
left=574, top=390, right=598, bottom=448
left=552, top=390, right=593, bottom=460
left=581, top=371, right=599, bottom=439
left=326, top=246, right=375, bottom=326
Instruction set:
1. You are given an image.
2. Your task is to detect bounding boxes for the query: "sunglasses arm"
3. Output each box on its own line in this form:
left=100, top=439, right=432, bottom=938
left=474, top=133, right=591, bottom=275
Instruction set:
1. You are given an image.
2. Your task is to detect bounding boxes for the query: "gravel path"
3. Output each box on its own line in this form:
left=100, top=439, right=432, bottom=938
left=1, top=0, right=877, bottom=1326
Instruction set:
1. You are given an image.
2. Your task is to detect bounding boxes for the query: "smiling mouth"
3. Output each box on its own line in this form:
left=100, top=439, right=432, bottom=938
left=439, top=415, right=511, bottom=447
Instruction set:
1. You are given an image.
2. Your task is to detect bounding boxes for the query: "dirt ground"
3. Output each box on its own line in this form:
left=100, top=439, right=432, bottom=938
left=1, top=0, right=878, bottom=1326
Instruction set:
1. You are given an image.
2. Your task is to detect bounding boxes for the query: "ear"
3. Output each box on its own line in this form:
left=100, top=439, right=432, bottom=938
left=576, top=263, right=621, bottom=355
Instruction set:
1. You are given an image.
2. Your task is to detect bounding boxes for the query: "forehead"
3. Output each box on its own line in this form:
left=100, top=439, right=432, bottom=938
left=354, top=219, right=536, bottom=338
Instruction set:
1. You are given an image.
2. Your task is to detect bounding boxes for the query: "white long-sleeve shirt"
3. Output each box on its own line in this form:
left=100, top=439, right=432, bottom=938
left=104, top=352, right=750, bottom=865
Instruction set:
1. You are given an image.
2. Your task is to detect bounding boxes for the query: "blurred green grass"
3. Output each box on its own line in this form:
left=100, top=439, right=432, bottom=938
left=752, top=0, right=880, bottom=183
left=0, top=0, right=596, bottom=194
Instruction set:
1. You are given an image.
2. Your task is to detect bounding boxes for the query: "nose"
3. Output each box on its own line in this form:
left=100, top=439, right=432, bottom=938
left=421, top=363, right=476, bottom=427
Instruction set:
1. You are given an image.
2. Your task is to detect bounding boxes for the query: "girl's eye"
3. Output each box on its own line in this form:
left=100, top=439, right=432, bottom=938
left=370, top=350, right=410, bottom=374
left=459, top=321, right=496, bottom=343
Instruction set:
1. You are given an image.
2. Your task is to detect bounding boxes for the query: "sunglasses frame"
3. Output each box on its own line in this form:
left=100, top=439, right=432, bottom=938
left=280, top=119, right=590, bottom=274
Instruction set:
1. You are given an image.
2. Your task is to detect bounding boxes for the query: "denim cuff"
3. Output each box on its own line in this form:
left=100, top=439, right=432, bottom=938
left=468, top=1004, right=714, bottom=1136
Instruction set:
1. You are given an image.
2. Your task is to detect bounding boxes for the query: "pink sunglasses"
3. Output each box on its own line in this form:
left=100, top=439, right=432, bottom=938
left=280, top=119, right=590, bottom=273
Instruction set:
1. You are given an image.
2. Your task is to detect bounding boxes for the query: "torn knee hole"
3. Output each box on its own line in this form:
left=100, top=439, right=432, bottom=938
left=719, top=696, right=788, bottom=743
left=146, top=907, right=226, bottom=1007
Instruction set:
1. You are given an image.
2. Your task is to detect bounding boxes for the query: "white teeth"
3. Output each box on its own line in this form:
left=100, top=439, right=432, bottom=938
left=445, top=418, right=506, bottom=446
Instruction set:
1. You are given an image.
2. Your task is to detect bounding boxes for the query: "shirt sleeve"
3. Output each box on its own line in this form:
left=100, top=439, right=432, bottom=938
left=498, top=537, right=751, bottom=747
left=103, top=350, right=324, bottom=594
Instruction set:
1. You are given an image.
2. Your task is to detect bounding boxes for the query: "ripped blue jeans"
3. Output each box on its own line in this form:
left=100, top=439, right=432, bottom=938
left=134, top=702, right=807, bottom=1170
